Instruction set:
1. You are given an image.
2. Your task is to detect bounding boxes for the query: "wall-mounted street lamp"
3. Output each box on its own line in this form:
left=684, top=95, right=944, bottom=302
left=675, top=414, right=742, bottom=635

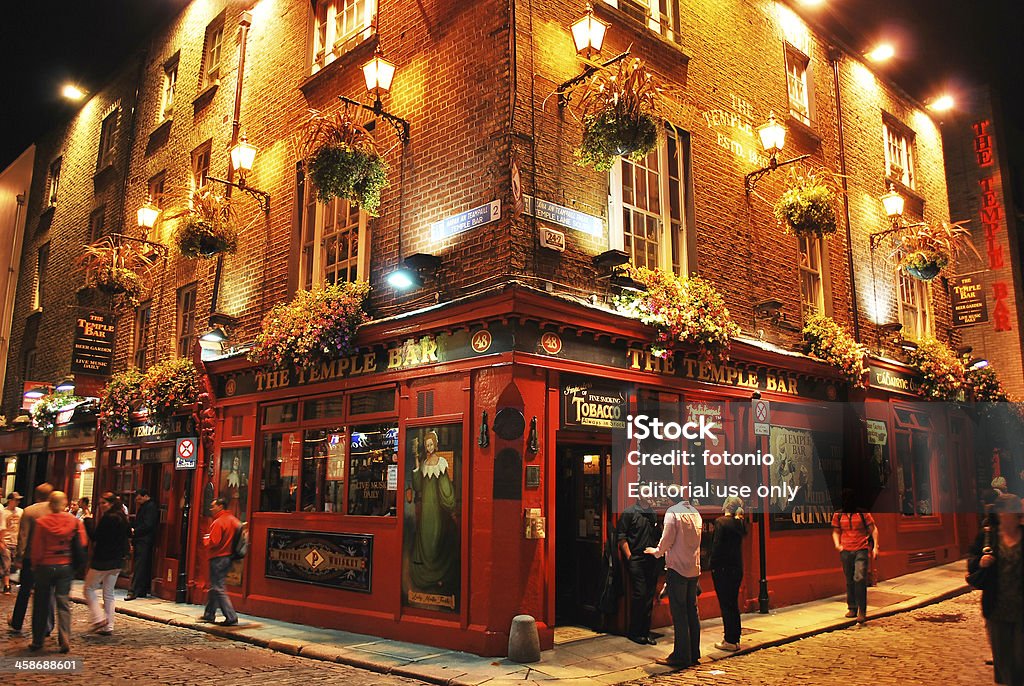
left=339, top=46, right=410, bottom=143
left=869, top=184, right=926, bottom=249
left=744, top=112, right=811, bottom=194
left=207, top=133, right=271, bottom=213
left=137, top=196, right=161, bottom=231
left=592, top=249, right=647, bottom=292
left=54, top=375, right=76, bottom=393
left=557, top=4, right=631, bottom=107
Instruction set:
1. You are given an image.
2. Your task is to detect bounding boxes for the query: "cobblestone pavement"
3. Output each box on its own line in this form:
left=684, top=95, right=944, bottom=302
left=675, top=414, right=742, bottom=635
left=628, top=594, right=992, bottom=686
left=1, top=591, right=427, bottom=685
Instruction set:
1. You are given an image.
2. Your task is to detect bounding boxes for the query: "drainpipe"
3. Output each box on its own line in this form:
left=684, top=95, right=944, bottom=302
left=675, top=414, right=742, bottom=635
left=829, top=47, right=862, bottom=342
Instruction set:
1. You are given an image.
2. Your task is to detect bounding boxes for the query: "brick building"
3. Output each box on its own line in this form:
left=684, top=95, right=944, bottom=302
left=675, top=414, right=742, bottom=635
left=0, top=0, right=1003, bottom=655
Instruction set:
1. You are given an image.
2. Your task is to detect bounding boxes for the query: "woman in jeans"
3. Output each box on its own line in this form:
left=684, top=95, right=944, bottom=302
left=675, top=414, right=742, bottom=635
left=84, top=493, right=130, bottom=635
left=710, top=496, right=747, bottom=652
left=830, top=492, right=879, bottom=623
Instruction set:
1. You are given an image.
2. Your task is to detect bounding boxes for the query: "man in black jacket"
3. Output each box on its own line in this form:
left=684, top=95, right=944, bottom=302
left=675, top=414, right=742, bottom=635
left=617, top=495, right=661, bottom=645
left=127, top=489, right=158, bottom=600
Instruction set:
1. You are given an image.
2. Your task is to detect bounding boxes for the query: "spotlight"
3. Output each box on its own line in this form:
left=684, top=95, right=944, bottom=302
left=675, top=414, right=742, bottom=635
left=55, top=376, right=76, bottom=393
left=386, top=253, right=440, bottom=291
left=968, top=358, right=989, bottom=371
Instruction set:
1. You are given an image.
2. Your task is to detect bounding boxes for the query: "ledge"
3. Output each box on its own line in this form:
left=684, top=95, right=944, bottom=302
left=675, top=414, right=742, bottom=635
left=93, top=162, right=116, bottom=186
left=192, top=82, right=219, bottom=115
left=786, top=112, right=823, bottom=146
left=593, top=1, right=691, bottom=66
left=146, top=118, right=173, bottom=156
left=298, top=34, right=378, bottom=98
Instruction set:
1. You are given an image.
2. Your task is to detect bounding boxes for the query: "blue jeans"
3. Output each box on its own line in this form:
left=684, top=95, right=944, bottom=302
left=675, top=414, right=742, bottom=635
left=840, top=549, right=869, bottom=613
left=204, top=556, right=237, bottom=622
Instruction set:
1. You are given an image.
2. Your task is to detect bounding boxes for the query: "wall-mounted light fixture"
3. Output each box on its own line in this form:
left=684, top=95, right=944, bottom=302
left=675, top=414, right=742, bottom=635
left=744, top=112, right=811, bottom=194
left=23, top=386, right=48, bottom=401
left=967, top=358, right=989, bottom=371
left=557, top=4, right=630, bottom=107
left=338, top=46, right=410, bottom=143
left=869, top=184, right=926, bottom=249
left=592, top=249, right=647, bottom=292
left=137, top=196, right=160, bottom=231
left=54, top=375, right=76, bottom=393
left=207, top=132, right=271, bottom=213
left=386, top=252, right=441, bottom=291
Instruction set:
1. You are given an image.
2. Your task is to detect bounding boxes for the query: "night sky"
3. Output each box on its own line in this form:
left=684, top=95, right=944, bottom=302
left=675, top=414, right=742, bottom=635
left=0, top=0, right=1020, bottom=170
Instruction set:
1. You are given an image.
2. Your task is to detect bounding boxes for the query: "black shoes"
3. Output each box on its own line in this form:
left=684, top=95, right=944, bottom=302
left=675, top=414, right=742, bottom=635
left=628, top=635, right=657, bottom=646
left=197, top=616, right=216, bottom=623
left=124, top=593, right=137, bottom=601
left=219, top=619, right=239, bottom=626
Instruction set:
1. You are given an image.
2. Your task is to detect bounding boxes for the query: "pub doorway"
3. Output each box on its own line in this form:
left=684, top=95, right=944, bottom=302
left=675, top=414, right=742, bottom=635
left=555, top=441, right=614, bottom=629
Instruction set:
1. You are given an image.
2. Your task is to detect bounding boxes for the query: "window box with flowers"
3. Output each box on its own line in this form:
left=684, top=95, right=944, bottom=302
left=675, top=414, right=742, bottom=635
left=773, top=169, right=839, bottom=238
left=614, top=266, right=739, bottom=362
left=140, top=358, right=199, bottom=427
left=801, top=315, right=867, bottom=386
left=30, top=391, right=84, bottom=433
left=99, top=368, right=145, bottom=438
left=895, top=220, right=979, bottom=282
left=302, top=109, right=389, bottom=216
left=249, top=280, right=370, bottom=369
left=904, top=338, right=965, bottom=401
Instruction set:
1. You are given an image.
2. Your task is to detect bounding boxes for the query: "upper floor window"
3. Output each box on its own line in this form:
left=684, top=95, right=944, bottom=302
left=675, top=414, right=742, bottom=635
left=311, top=0, right=377, bottom=73
left=47, top=158, right=62, bottom=207
left=134, top=302, right=152, bottom=371
left=97, top=111, right=118, bottom=169
left=301, top=189, right=369, bottom=290
left=608, top=125, right=689, bottom=274
left=176, top=283, right=198, bottom=358
left=604, top=0, right=680, bottom=44
left=883, top=118, right=915, bottom=188
left=161, top=57, right=178, bottom=120
left=192, top=141, right=212, bottom=191
left=897, top=272, right=931, bottom=341
left=23, top=348, right=37, bottom=384
left=88, top=206, right=106, bottom=243
left=203, top=19, right=225, bottom=88
left=33, top=243, right=49, bottom=310
left=785, top=45, right=812, bottom=125
left=797, top=235, right=826, bottom=321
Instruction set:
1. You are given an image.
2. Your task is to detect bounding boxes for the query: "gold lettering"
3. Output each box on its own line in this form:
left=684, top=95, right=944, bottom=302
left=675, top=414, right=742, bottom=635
left=420, top=336, right=438, bottom=363
left=362, top=353, right=377, bottom=374
left=388, top=348, right=403, bottom=369
left=404, top=341, right=420, bottom=367
left=628, top=349, right=643, bottom=370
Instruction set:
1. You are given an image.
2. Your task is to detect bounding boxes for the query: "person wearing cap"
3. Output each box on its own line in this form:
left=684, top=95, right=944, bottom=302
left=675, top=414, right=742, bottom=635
left=1, top=491, right=24, bottom=593
left=127, top=488, right=158, bottom=600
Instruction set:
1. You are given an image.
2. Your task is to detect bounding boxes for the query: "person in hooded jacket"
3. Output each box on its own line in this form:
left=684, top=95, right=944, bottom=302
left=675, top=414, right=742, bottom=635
left=29, top=490, right=87, bottom=652
left=84, top=493, right=130, bottom=636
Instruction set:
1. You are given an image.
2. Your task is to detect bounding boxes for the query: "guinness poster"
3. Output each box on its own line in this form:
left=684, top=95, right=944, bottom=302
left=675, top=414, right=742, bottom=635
left=265, top=529, right=373, bottom=592
left=769, top=427, right=842, bottom=530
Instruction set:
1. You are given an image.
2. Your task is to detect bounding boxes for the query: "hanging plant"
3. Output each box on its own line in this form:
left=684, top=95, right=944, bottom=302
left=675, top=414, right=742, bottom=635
left=76, top=239, right=154, bottom=309
left=302, top=109, right=390, bottom=216
left=614, top=266, right=740, bottom=363
left=904, top=338, right=965, bottom=400
left=894, top=220, right=979, bottom=282
left=573, top=58, right=662, bottom=171
left=30, top=391, right=84, bottom=433
left=99, top=368, right=145, bottom=437
left=250, top=280, right=371, bottom=369
left=773, top=168, right=839, bottom=237
left=801, top=315, right=867, bottom=386
left=167, top=187, right=240, bottom=259
left=140, top=358, right=199, bottom=426
left=965, top=365, right=1010, bottom=403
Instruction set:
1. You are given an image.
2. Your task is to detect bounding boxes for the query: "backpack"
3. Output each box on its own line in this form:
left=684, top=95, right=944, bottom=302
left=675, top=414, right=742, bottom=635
left=230, top=522, right=248, bottom=561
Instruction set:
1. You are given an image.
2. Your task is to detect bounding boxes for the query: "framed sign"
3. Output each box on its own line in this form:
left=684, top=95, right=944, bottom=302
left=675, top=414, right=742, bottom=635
left=265, top=529, right=373, bottom=592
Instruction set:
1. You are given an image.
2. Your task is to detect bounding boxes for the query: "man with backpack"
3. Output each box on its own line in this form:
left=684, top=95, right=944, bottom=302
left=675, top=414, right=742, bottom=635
left=831, top=491, right=880, bottom=624
left=200, top=497, right=242, bottom=626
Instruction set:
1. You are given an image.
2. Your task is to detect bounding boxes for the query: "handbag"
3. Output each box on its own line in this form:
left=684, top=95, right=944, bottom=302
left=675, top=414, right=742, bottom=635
left=70, top=531, right=88, bottom=571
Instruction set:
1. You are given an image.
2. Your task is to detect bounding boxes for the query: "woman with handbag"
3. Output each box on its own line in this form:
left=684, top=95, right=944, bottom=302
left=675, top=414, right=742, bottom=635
left=968, top=492, right=1024, bottom=685
left=84, top=493, right=130, bottom=636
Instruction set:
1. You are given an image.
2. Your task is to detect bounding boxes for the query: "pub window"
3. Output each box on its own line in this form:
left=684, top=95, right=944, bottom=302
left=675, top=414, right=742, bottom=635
left=608, top=125, right=690, bottom=274
left=798, top=234, right=826, bottom=321
left=133, top=301, right=152, bottom=371
left=260, top=430, right=302, bottom=512
left=311, top=0, right=376, bottom=74
left=88, top=206, right=106, bottom=243
left=301, top=183, right=370, bottom=289
left=603, top=0, right=680, bottom=44
left=348, top=423, right=398, bottom=515
left=97, top=110, right=118, bottom=169
left=883, top=117, right=916, bottom=189
left=893, top=409, right=935, bottom=517
left=303, top=396, right=345, bottom=421
left=897, top=272, right=932, bottom=341
left=47, top=157, right=62, bottom=207
left=302, top=426, right=346, bottom=512
left=350, top=387, right=396, bottom=416
left=785, top=44, right=812, bottom=126
left=23, top=347, right=37, bottom=383
left=263, top=402, right=299, bottom=425
left=176, top=283, right=198, bottom=358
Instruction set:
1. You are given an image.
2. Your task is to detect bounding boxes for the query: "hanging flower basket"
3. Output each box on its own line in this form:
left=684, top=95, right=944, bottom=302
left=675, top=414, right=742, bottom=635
left=773, top=169, right=839, bottom=237
left=170, top=188, right=239, bottom=259
left=801, top=314, right=867, bottom=386
left=966, top=365, right=1009, bottom=403
left=613, top=266, right=740, bottom=363
left=93, top=266, right=143, bottom=298
left=573, top=58, right=663, bottom=172
left=99, top=368, right=145, bottom=438
left=140, top=358, right=199, bottom=427
left=76, top=239, right=154, bottom=310
left=894, top=221, right=978, bottom=282
left=899, top=250, right=946, bottom=281
left=250, top=280, right=371, bottom=369
left=904, top=338, right=965, bottom=401
left=303, top=109, right=390, bottom=216
left=30, top=391, right=84, bottom=433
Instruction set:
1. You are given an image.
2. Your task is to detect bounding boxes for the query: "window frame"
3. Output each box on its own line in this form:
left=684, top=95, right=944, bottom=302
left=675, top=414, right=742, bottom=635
left=176, top=283, right=198, bottom=358
left=97, top=110, right=118, bottom=169
left=603, top=0, right=681, bottom=45
left=896, top=271, right=932, bottom=341
left=300, top=184, right=371, bottom=289
left=883, top=117, right=916, bottom=189
left=134, top=301, right=152, bottom=371
left=797, top=233, right=829, bottom=321
left=46, top=158, right=62, bottom=207
left=191, top=141, right=212, bottom=191
left=161, top=57, right=179, bottom=121
left=892, top=408, right=937, bottom=518
left=33, top=243, right=49, bottom=311
left=784, top=43, right=812, bottom=126
left=310, top=0, right=377, bottom=74
left=88, top=206, right=106, bottom=244
left=202, top=19, right=225, bottom=88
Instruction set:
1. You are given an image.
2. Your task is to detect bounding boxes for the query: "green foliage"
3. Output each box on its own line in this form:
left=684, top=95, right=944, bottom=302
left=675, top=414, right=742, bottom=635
left=904, top=338, right=965, bottom=400
left=802, top=315, right=867, bottom=386
left=100, top=368, right=145, bottom=438
left=30, top=391, right=84, bottom=433
left=307, top=144, right=389, bottom=216
left=140, top=358, right=199, bottom=426
left=773, top=171, right=839, bottom=237
left=895, top=221, right=978, bottom=281
left=170, top=188, right=240, bottom=259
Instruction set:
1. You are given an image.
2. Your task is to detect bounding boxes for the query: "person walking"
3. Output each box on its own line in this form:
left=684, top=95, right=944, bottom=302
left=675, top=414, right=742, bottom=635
left=645, top=498, right=703, bottom=670
left=1, top=492, right=24, bottom=594
left=617, top=495, right=661, bottom=645
left=127, top=488, right=158, bottom=600
left=710, top=496, right=747, bottom=652
left=968, top=492, right=1024, bottom=685
left=200, top=497, right=241, bottom=625
left=83, top=493, right=130, bottom=636
left=29, top=491, right=87, bottom=652
left=8, top=483, right=55, bottom=637
left=831, top=492, right=879, bottom=623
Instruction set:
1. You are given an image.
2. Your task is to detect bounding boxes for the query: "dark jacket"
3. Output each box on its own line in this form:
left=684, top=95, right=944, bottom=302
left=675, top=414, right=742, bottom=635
left=132, top=499, right=158, bottom=544
left=90, top=511, right=130, bottom=571
left=710, top=515, right=747, bottom=573
left=616, top=504, right=660, bottom=560
left=967, top=523, right=1024, bottom=619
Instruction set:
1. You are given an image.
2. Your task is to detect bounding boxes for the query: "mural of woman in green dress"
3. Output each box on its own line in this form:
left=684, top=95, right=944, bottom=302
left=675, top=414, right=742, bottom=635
left=403, top=424, right=461, bottom=612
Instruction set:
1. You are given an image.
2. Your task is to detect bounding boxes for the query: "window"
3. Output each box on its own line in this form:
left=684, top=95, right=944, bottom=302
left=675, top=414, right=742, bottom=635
left=883, top=118, right=915, bottom=188
left=604, top=0, right=680, bottom=44
left=897, top=272, right=931, bottom=340
left=192, top=141, right=212, bottom=191
left=348, top=424, right=398, bottom=515
left=798, top=234, right=825, bottom=320
left=608, top=125, right=689, bottom=273
left=23, top=347, right=37, bottom=383
left=88, top=206, right=106, bottom=243
left=203, top=20, right=225, bottom=88
left=148, top=172, right=166, bottom=208
left=311, top=0, right=377, bottom=73
left=134, top=302, right=152, bottom=371
left=176, top=283, right=198, bottom=358
left=97, top=111, right=118, bottom=168
left=894, top=409, right=935, bottom=517
left=785, top=45, right=812, bottom=125
left=301, top=191, right=369, bottom=289
left=33, top=243, right=49, bottom=310
left=161, top=58, right=178, bottom=120
left=47, top=158, right=62, bottom=207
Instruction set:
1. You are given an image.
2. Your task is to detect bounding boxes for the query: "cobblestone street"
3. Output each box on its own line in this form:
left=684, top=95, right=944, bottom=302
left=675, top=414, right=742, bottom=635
left=627, top=594, right=992, bottom=686
left=1, top=592, right=427, bottom=685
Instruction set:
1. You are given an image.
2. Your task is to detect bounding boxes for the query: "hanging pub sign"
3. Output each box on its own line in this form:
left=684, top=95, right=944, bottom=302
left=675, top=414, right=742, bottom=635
left=950, top=275, right=989, bottom=327
left=560, top=377, right=627, bottom=430
left=70, top=311, right=115, bottom=376
left=265, top=529, right=373, bottom=592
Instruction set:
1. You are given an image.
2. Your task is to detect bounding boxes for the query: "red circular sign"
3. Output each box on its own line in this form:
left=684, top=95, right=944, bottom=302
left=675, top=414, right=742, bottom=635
left=540, top=332, right=562, bottom=355
left=177, top=439, right=195, bottom=458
